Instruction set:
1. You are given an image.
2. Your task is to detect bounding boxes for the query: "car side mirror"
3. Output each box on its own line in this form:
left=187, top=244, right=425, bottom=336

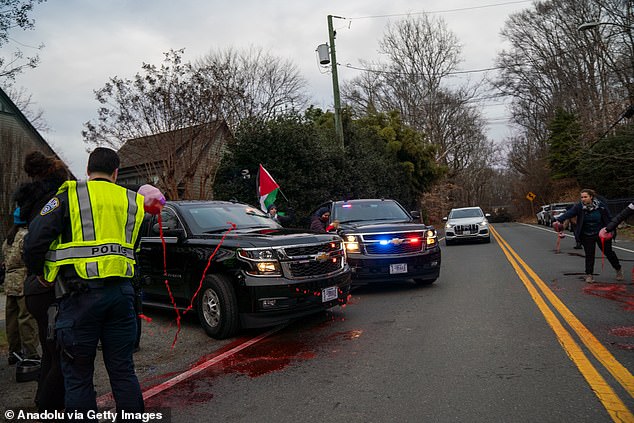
left=485, top=213, right=491, bottom=218
left=410, top=211, right=421, bottom=220
left=442, top=217, right=447, bottom=221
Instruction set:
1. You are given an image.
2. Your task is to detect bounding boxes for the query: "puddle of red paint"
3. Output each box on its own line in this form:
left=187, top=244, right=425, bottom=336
left=583, top=284, right=634, bottom=311
left=144, top=323, right=363, bottom=408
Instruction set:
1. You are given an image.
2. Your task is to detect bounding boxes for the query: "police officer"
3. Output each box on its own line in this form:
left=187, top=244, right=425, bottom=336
left=24, top=148, right=147, bottom=420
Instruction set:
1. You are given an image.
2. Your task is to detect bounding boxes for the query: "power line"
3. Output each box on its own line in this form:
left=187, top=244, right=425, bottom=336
left=343, top=62, right=520, bottom=76
left=344, top=0, right=532, bottom=20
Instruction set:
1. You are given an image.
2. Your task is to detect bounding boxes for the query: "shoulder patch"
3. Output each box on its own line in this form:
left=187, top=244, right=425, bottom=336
left=40, top=197, right=60, bottom=215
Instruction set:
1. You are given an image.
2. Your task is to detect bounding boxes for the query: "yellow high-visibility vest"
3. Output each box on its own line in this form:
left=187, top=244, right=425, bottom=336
left=43, top=180, right=145, bottom=282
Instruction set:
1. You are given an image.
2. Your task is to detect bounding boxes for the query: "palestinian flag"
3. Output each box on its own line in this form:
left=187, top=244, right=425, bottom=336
left=258, top=164, right=280, bottom=212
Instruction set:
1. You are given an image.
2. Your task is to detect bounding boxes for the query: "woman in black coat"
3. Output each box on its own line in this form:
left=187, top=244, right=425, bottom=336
left=555, top=189, right=623, bottom=284
left=15, top=150, right=71, bottom=412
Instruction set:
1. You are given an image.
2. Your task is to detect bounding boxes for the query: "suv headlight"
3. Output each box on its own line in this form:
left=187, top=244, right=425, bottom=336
left=343, top=234, right=360, bottom=253
left=479, top=220, right=488, bottom=226
left=238, top=248, right=282, bottom=276
left=445, top=223, right=454, bottom=229
left=426, top=229, right=437, bottom=246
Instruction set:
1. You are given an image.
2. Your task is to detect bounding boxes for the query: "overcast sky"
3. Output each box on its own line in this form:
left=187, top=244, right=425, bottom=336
left=10, top=0, right=533, bottom=178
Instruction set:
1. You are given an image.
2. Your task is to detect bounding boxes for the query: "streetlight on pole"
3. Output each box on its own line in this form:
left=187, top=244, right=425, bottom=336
left=316, top=15, right=345, bottom=149
left=577, top=21, right=633, bottom=31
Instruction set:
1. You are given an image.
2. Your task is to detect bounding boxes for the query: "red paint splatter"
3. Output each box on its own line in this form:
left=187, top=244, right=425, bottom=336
left=143, top=314, right=357, bottom=408
left=615, top=343, right=634, bottom=350
left=600, top=236, right=605, bottom=271
left=609, top=326, right=634, bottom=337
left=182, top=222, right=237, bottom=315
left=158, top=214, right=182, bottom=347
left=138, top=314, right=152, bottom=322
left=158, top=216, right=237, bottom=347
left=583, top=283, right=634, bottom=311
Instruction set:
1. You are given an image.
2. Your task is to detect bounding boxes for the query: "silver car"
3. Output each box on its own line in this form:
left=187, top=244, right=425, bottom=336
left=443, top=207, right=491, bottom=245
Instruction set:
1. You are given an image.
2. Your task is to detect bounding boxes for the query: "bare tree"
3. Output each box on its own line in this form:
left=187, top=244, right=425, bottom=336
left=494, top=0, right=634, bottom=211
left=342, top=14, right=493, bottom=207
left=0, top=0, right=45, bottom=83
left=496, top=0, right=633, bottom=145
left=83, top=49, right=228, bottom=200
left=195, top=46, right=308, bottom=129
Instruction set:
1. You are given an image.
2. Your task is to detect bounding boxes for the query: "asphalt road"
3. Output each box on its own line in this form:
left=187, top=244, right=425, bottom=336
left=2, top=222, right=633, bottom=422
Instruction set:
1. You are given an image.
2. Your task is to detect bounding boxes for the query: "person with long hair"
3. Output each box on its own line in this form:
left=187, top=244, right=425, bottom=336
left=554, top=188, right=623, bottom=284
left=14, top=150, right=71, bottom=412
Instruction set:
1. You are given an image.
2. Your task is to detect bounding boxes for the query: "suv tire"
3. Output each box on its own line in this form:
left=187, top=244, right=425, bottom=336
left=197, top=274, right=239, bottom=339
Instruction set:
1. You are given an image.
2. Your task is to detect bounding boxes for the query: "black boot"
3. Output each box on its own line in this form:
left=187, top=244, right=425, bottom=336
left=574, top=241, right=582, bottom=249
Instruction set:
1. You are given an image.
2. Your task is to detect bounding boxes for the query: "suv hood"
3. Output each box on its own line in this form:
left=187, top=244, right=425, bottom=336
left=338, top=221, right=428, bottom=233
left=447, top=217, right=485, bottom=225
left=192, top=228, right=341, bottom=248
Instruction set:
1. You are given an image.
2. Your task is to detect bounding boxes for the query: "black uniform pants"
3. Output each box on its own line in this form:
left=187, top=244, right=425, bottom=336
left=56, top=279, right=143, bottom=421
left=581, top=234, right=621, bottom=276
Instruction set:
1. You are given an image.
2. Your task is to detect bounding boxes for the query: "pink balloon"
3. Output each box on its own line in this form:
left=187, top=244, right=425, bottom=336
left=138, top=184, right=166, bottom=215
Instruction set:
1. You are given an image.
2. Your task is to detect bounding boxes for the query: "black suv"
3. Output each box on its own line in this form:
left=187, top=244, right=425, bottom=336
left=136, top=201, right=351, bottom=339
left=312, top=199, right=441, bottom=285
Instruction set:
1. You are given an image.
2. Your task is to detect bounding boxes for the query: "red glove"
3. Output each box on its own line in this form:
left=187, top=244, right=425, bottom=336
left=552, top=221, right=564, bottom=233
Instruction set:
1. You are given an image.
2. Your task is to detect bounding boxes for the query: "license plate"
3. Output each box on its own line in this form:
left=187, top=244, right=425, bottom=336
left=322, top=286, right=338, bottom=302
left=463, top=230, right=470, bottom=235
left=390, top=263, right=408, bottom=274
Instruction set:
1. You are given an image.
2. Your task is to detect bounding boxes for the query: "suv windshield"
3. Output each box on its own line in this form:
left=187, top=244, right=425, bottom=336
left=181, top=203, right=280, bottom=234
left=449, top=208, right=484, bottom=219
left=332, top=201, right=410, bottom=223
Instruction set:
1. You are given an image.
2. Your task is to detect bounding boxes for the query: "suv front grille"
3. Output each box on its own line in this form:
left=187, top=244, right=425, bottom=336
left=361, top=231, right=426, bottom=256
left=365, top=243, right=423, bottom=255
left=454, top=224, right=479, bottom=235
left=278, top=241, right=346, bottom=280
left=288, top=257, right=344, bottom=278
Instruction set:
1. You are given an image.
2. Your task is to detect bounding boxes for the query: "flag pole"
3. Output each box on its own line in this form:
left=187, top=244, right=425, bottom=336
left=278, top=188, right=291, bottom=204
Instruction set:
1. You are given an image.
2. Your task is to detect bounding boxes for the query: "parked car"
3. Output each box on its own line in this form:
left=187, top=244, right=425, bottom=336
left=136, top=201, right=351, bottom=339
left=536, top=205, right=551, bottom=225
left=443, top=207, right=491, bottom=245
left=546, top=202, right=575, bottom=227
left=310, top=199, right=441, bottom=285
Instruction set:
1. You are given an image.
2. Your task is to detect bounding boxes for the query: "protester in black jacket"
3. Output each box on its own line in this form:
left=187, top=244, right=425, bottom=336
left=14, top=150, right=71, bottom=412
left=555, top=188, right=623, bottom=284
left=605, top=203, right=634, bottom=233
left=310, top=207, right=330, bottom=233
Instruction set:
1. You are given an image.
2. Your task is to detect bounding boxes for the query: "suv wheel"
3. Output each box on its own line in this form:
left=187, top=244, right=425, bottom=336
left=197, top=274, right=239, bottom=339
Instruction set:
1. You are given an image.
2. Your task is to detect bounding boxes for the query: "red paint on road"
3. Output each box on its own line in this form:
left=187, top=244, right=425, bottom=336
left=609, top=326, right=634, bottom=337
left=583, top=284, right=634, bottom=311
left=609, top=325, right=634, bottom=350
left=142, top=319, right=357, bottom=408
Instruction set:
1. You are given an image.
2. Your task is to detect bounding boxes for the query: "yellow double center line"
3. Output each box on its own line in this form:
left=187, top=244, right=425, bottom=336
left=490, top=225, right=634, bottom=422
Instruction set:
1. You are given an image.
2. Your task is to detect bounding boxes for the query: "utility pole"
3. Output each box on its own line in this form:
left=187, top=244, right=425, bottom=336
left=327, top=15, right=345, bottom=148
